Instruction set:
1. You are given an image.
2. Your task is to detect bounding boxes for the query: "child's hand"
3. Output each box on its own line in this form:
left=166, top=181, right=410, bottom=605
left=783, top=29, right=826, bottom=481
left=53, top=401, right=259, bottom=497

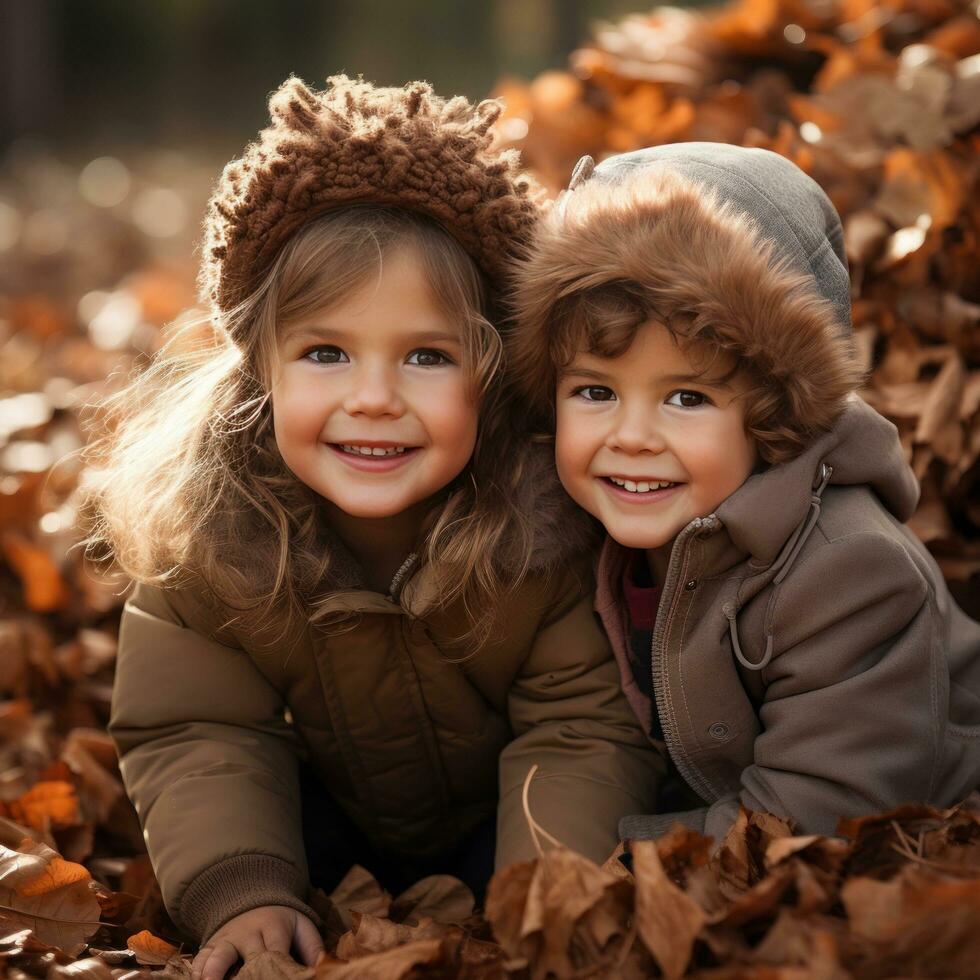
left=191, top=906, right=323, bottom=980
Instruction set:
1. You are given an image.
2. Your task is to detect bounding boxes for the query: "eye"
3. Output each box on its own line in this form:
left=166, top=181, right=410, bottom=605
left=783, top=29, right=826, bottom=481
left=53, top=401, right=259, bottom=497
left=407, top=349, right=452, bottom=367
left=304, top=345, right=349, bottom=364
left=666, top=389, right=709, bottom=408
left=572, top=385, right=616, bottom=402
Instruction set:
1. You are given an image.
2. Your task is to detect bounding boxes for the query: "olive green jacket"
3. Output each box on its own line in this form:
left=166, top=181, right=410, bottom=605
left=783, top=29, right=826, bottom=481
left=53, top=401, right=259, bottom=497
left=110, top=552, right=661, bottom=941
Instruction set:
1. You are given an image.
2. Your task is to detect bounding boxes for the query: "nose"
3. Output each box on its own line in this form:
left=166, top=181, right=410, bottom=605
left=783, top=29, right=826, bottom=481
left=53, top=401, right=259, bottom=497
left=607, top=401, right=667, bottom=455
left=342, top=361, right=405, bottom=419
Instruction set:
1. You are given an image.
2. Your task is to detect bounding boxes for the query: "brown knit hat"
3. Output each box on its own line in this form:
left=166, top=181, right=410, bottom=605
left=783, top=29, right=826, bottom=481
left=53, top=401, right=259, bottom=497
left=200, top=74, right=545, bottom=315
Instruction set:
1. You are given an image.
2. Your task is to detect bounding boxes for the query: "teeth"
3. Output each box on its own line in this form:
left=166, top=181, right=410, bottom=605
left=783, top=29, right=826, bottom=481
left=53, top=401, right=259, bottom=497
left=341, top=445, right=406, bottom=457
left=608, top=477, right=675, bottom=493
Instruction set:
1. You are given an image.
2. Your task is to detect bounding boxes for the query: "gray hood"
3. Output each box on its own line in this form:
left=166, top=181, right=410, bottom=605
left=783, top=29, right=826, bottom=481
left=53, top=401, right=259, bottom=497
left=580, top=143, right=852, bottom=332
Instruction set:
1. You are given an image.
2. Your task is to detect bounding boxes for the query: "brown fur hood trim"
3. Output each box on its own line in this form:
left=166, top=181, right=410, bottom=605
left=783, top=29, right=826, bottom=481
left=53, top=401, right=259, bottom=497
left=202, top=74, right=544, bottom=315
left=509, top=145, right=864, bottom=458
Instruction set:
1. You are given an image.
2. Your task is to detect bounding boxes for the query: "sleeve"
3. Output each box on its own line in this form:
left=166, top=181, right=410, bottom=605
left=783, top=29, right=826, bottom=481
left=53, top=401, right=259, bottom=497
left=108, top=582, right=320, bottom=942
left=496, top=566, right=666, bottom=867
left=623, top=531, right=943, bottom=846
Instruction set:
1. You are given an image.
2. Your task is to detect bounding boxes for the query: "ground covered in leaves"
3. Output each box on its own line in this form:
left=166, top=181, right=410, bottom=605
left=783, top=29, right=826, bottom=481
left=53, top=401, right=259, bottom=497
left=2, top=0, right=980, bottom=976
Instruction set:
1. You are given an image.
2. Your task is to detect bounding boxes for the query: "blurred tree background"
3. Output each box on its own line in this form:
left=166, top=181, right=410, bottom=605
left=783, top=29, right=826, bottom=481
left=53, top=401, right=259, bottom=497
left=0, top=0, right=696, bottom=153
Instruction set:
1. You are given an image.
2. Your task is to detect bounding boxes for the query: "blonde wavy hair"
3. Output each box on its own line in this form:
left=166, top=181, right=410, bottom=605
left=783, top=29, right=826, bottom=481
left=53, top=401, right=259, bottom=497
left=76, top=206, right=535, bottom=647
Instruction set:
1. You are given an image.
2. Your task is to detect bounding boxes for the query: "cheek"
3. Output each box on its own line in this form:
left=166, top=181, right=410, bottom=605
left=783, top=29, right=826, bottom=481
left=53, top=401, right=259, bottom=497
left=686, top=421, right=754, bottom=496
left=555, top=410, right=595, bottom=485
left=422, top=379, right=478, bottom=452
left=272, top=373, right=324, bottom=436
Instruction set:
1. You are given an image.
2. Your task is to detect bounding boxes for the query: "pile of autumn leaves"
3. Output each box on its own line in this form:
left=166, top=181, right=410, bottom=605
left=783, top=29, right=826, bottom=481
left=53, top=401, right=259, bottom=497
left=4, top=798, right=980, bottom=978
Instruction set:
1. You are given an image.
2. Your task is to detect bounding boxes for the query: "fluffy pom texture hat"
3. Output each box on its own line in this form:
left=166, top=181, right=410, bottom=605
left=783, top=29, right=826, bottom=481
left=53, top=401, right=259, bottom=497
left=201, top=74, right=545, bottom=315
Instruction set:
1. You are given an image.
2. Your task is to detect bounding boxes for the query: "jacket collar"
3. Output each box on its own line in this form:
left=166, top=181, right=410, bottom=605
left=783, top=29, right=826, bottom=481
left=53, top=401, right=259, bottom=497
left=716, top=396, right=918, bottom=566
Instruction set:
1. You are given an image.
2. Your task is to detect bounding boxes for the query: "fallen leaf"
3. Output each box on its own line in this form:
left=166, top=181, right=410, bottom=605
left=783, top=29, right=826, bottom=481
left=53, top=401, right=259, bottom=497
left=632, top=840, right=704, bottom=979
left=238, top=950, right=313, bottom=980
left=126, top=930, right=180, bottom=966
left=47, top=957, right=115, bottom=980
left=327, top=865, right=391, bottom=932
left=7, top=780, right=80, bottom=834
left=842, top=867, right=980, bottom=977
left=315, top=938, right=444, bottom=979
left=0, top=530, right=71, bottom=612
left=0, top=838, right=102, bottom=955
left=390, top=874, right=474, bottom=925
left=485, top=848, right=633, bottom=980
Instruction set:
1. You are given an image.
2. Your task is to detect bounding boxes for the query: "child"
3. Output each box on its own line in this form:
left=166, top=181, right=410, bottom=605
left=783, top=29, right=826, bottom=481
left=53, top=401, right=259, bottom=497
left=80, top=77, right=661, bottom=971
left=509, top=142, right=980, bottom=847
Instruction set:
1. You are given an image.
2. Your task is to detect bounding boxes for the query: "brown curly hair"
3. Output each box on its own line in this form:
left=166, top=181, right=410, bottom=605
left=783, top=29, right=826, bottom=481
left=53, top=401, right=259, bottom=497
left=509, top=168, right=864, bottom=465
left=202, top=73, right=544, bottom=315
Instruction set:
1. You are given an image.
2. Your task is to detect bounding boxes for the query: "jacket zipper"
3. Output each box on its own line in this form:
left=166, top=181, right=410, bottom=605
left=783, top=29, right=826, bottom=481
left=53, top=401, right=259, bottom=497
left=650, top=516, right=721, bottom=804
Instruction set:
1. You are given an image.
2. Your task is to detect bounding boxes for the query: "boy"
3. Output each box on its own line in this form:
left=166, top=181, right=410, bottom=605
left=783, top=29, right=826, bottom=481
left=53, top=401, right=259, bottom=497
left=510, top=143, right=980, bottom=843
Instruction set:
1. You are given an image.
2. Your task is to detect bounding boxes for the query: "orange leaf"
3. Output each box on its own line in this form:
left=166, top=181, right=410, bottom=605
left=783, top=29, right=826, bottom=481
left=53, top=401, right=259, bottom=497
left=0, top=838, right=101, bottom=955
left=16, top=854, right=91, bottom=896
left=127, top=929, right=181, bottom=965
left=8, top=780, right=80, bottom=832
left=0, top=530, right=71, bottom=612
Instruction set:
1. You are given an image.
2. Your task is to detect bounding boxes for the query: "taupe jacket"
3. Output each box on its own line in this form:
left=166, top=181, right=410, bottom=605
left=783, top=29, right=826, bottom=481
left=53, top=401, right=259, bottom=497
left=597, top=397, right=980, bottom=845
left=110, top=552, right=661, bottom=942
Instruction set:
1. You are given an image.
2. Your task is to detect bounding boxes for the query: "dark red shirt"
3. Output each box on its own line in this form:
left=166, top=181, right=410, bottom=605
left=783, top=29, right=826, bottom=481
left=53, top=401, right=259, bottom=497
left=622, top=552, right=663, bottom=740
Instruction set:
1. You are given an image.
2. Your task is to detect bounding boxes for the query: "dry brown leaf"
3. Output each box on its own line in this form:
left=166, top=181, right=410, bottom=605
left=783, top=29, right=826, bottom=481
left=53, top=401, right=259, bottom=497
left=326, top=865, right=392, bottom=933
left=632, top=840, right=704, bottom=979
left=61, top=734, right=124, bottom=825
left=315, top=938, right=444, bottom=980
left=713, top=808, right=794, bottom=900
left=47, top=957, right=116, bottom=980
left=915, top=350, right=966, bottom=443
left=236, top=951, right=313, bottom=980
left=842, top=867, right=980, bottom=977
left=750, top=910, right=850, bottom=977
left=335, top=912, right=446, bottom=960
left=0, top=838, right=102, bottom=955
left=390, top=875, right=474, bottom=926
left=485, top=849, right=633, bottom=980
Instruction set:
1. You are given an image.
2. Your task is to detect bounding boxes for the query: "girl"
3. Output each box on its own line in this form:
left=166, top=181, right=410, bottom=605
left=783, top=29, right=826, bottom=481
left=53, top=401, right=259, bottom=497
left=78, top=77, right=660, bottom=974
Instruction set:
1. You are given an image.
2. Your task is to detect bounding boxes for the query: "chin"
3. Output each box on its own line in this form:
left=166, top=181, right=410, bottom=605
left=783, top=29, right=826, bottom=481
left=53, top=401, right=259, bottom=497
left=607, top=525, right=675, bottom=551
left=326, top=495, right=415, bottom=520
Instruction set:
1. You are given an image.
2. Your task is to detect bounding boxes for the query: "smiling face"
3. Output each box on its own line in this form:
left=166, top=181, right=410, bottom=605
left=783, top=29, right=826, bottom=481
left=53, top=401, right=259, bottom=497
left=271, top=245, right=478, bottom=521
left=555, top=319, right=757, bottom=556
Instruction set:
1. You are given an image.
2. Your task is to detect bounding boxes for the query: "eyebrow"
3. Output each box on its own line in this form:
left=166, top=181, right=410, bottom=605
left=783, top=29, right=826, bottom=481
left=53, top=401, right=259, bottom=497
left=281, top=324, right=462, bottom=346
left=559, top=366, right=613, bottom=382
left=660, top=371, right=733, bottom=391
left=560, top=366, right=733, bottom=390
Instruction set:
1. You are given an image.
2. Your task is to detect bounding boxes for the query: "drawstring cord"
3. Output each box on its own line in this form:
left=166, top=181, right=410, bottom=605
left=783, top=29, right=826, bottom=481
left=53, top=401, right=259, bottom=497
left=728, top=463, right=833, bottom=671
left=387, top=551, right=419, bottom=603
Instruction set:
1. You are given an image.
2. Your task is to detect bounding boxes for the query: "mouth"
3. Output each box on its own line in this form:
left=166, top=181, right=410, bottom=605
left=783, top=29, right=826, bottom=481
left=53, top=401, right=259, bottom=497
left=327, top=442, right=421, bottom=470
left=600, top=476, right=684, bottom=502
left=336, top=443, right=413, bottom=457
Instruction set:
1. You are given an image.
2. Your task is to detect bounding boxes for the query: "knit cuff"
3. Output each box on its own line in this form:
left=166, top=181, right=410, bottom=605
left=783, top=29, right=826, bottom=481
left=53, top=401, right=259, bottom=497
left=619, top=807, right=709, bottom=841
left=179, top=853, right=323, bottom=943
